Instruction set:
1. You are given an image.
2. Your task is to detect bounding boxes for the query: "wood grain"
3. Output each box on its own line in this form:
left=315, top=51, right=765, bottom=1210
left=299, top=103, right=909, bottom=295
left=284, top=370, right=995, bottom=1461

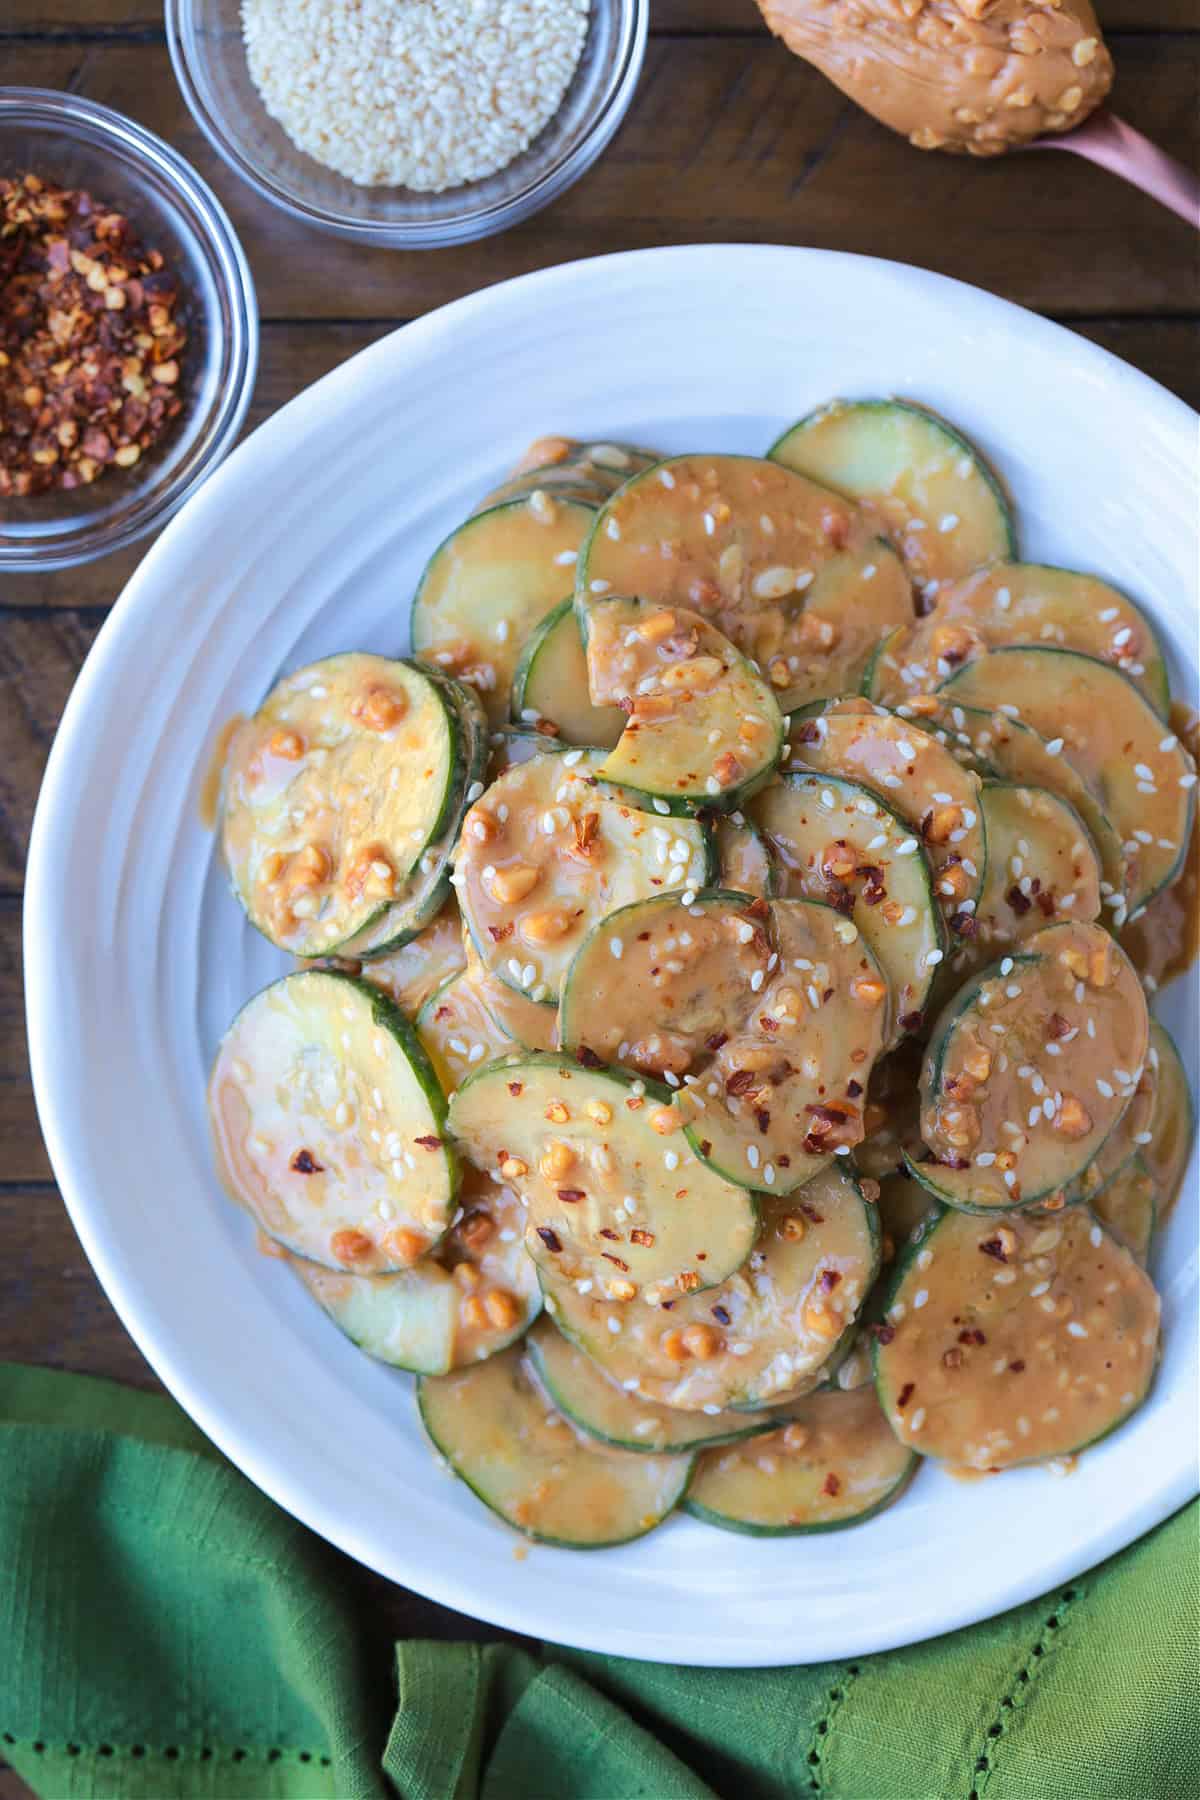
left=4, top=1, right=1197, bottom=34
left=7, top=37, right=1198, bottom=323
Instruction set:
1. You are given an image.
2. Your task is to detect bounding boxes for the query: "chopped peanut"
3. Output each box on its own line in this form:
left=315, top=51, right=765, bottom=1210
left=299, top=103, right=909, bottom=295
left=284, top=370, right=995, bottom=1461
left=500, top=1156, right=529, bottom=1179
left=269, top=728, right=305, bottom=760
left=782, top=1424, right=810, bottom=1454
left=607, top=1278, right=637, bottom=1302
left=539, top=1141, right=575, bottom=1181
left=924, top=805, right=963, bottom=844
left=521, top=907, right=573, bottom=945
left=778, top=1213, right=806, bottom=1242
left=649, top=1106, right=681, bottom=1135
left=851, top=975, right=888, bottom=1008
left=586, top=1100, right=613, bottom=1125
left=385, top=1228, right=426, bottom=1263
left=351, top=685, right=405, bottom=731
left=490, top=863, right=540, bottom=905
left=660, top=1328, right=690, bottom=1363
left=545, top=1100, right=570, bottom=1125
left=1055, top=1095, right=1093, bottom=1139
left=330, top=1229, right=374, bottom=1263
left=680, top=1323, right=723, bottom=1360
left=483, top=1289, right=520, bottom=1330
left=637, top=609, right=679, bottom=643
left=461, top=1295, right=489, bottom=1330
left=961, top=1041, right=992, bottom=1083
left=804, top=1303, right=841, bottom=1339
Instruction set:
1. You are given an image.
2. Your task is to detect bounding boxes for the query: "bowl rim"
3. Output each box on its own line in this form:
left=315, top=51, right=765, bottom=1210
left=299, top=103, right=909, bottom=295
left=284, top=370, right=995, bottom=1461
left=164, top=0, right=649, bottom=247
left=0, top=85, right=258, bottom=573
left=23, top=244, right=1200, bottom=1665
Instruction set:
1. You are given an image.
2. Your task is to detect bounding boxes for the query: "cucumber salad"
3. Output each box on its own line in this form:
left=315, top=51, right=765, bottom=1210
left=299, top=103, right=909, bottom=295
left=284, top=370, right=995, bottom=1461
left=207, top=411, right=1195, bottom=1548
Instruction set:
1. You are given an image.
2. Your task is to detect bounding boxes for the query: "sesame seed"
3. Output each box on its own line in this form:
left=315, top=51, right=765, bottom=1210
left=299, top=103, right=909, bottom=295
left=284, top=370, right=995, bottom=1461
left=1096, top=1078, right=1114, bottom=1098
left=1066, top=1321, right=1088, bottom=1339
left=659, top=468, right=676, bottom=489
left=750, top=969, right=765, bottom=991
left=897, top=837, right=919, bottom=856
left=746, top=1144, right=761, bottom=1169
left=653, top=798, right=670, bottom=815
left=925, top=948, right=944, bottom=966
left=664, top=1150, right=680, bottom=1170
left=590, top=578, right=611, bottom=594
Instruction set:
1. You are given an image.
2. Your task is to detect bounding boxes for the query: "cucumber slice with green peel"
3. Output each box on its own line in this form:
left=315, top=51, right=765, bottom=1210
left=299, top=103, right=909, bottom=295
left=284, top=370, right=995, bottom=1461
left=684, top=1385, right=917, bottom=1534
left=462, top=937, right=558, bottom=1053
left=787, top=700, right=987, bottom=934
left=768, top=400, right=1014, bottom=594
left=1143, top=1021, right=1194, bottom=1223
left=558, top=890, right=776, bottom=1083
left=921, top=698, right=1128, bottom=902
left=580, top=595, right=784, bottom=812
left=454, top=749, right=712, bottom=1008
left=873, top=1204, right=1161, bottom=1471
left=914, top=920, right=1149, bottom=1213
left=351, top=903, right=466, bottom=1016
left=1064, top=1049, right=1156, bottom=1208
left=220, top=654, right=464, bottom=958
left=870, top=563, right=1170, bottom=719
left=540, top=1166, right=880, bottom=1412
left=752, top=771, right=945, bottom=1039
left=417, top=970, right=515, bottom=1092
left=974, top=782, right=1102, bottom=944
left=674, top=898, right=892, bottom=1195
left=483, top=438, right=661, bottom=512
left=939, top=648, right=1196, bottom=918
left=338, top=673, right=489, bottom=960
left=510, top=598, right=624, bottom=749
left=576, top=452, right=891, bottom=694
left=525, top=1318, right=776, bottom=1453
left=447, top=1054, right=758, bottom=1300
left=285, top=1167, right=539, bottom=1374
left=417, top=1344, right=693, bottom=1548
left=714, top=814, right=779, bottom=897
left=412, top=494, right=596, bottom=725
left=1093, top=1156, right=1158, bottom=1266
left=209, top=970, right=457, bottom=1275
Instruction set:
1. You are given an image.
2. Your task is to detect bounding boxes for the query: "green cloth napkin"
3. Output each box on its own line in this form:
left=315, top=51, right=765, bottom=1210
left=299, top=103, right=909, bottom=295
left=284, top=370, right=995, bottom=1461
left=1, top=1363, right=1195, bottom=1800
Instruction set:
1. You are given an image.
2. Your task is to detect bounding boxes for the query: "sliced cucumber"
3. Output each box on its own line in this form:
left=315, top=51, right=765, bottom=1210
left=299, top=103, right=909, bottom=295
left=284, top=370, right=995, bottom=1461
left=417, top=1344, right=692, bottom=1548
left=940, top=782, right=1104, bottom=993
left=787, top=700, right=987, bottom=933
left=868, top=563, right=1170, bottom=720
left=915, top=920, right=1149, bottom=1212
left=1064, top=1045, right=1156, bottom=1208
left=286, top=1167, right=539, bottom=1373
left=354, top=903, right=466, bottom=1016
left=525, top=1318, right=775, bottom=1454
left=209, top=970, right=457, bottom=1274
left=769, top=400, right=1014, bottom=594
left=454, top=749, right=711, bottom=1008
left=417, top=970, right=514, bottom=1092
left=412, top=494, right=596, bottom=725
left=220, top=654, right=463, bottom=958
left=873, top=1204, right=1160, bottom=1470
left=684, top=1385, right=916, bottom=1534
left=714, top=814, right=779, bottom=897
left=1093, top=1156, right=1157, bottom=1266
left=939, top=648, right=1196, bottom=916
left=558, top=890, right=776, bottom=1083
left=481, top=437, right=660, bottom=511
left=339, top=673, right=489, bottom=959
left=576, top=452, right=899, bottom=699
left=925, top=697, right=1127, bottom=902
left=674, top=898, right=892, bottom=1195
left=752, top=771, right=944, bottom=1037
left=580, top=595, right=784, bottom=812
left=447, top=1055, right=758, bottom=1300
left=462, top=936, right=558, bottom=1053
left=1143, top=1021, right=1193, bottom=1222
left=540, top=1166, right=879, bottom=1412
left=510, top=597, right=624, bottom=749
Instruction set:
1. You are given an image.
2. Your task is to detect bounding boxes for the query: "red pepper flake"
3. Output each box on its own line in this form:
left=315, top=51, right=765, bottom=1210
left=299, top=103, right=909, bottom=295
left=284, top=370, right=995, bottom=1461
left=556, top=1187, right=586, bottom=1204
left=1009, top=1359, right=1026, bottom=1373
left=793, top=720, right=821, bottom=745
left=958, top=1327, right=987, bottom=1346
left=822, top=1471, right=841, bottom=1497
left=869, top=1322, right=895, bottom=1344
left=487, top=923, right=513, bottom=942
left=598, top=1227, right=620, bottom=1241
left=602, top=1252, right=630, bottom=1271
left=899, top=1010, right=924, bottom=1033
left=1047, top=1012, right=1072, bottom=1039
left=630, top=1228, right=655, bottom=1248
left=699, top=1140, right=712, bottom=1157
left=0, top=172, right=188, bottom=497
left=507, top=1081, right=524, bottom=1097
left=846, top=1079, right=863, bottom=1098
left=725, top=1069, right=757, bottom=1097
left=536, top=1227, right=562, bottom=1252
left=711, top=1303, right=731, bottom=1325
left=290, top=1149, right=323, bottom=1174
left=819, top=1268, right=842, bottom=1292
left=754, top=1106, right=771, bottom=1134
left=414, top=1135, right=444, bottom=1150
left=575, top=1045, right=604, bottom=1069
left=896, top=1382, right=915, bottom=1410
left=979, top=1236, right=1008, bottom=1262
left=705, top=1032, right=728, bottom=1053
left=1006, top=884, right=1032, bottom=917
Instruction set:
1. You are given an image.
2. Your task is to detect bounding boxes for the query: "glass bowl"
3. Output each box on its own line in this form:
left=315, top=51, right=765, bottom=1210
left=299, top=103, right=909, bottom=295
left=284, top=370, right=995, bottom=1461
left=0, top=88, right=258, bottom=574
left=165, top=0, right=647, bottom=247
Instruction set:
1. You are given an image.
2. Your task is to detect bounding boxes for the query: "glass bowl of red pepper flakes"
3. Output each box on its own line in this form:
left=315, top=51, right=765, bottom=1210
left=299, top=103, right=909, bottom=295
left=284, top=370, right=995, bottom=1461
left=0, top=88, right=257, bottom=573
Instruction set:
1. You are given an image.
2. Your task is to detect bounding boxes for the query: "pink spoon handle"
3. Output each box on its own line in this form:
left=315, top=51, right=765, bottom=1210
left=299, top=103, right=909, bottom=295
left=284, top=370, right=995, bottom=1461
left=1034, top=110, right=1200, bottom=229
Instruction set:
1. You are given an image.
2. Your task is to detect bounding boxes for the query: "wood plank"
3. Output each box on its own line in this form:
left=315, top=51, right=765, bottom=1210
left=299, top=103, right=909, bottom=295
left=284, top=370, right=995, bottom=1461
left=6, top=314, right=1197, bottom=620
left=8, top=38, right=1197, bottom=324
left=0, top=906, right=52, bottom=1182
left=0, top=614, right=101, bottom=891
left=5, top=1, right=1196, bottom=34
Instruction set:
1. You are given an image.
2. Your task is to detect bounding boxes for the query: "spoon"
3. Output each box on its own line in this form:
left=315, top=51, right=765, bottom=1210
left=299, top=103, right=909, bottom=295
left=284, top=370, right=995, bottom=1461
left=1028, top=109, right=1200, bottom=229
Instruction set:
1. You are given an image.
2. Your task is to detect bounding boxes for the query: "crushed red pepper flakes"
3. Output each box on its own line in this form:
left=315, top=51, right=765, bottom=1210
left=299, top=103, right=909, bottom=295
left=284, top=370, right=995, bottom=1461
left=1, top=173, right=188, bottom=497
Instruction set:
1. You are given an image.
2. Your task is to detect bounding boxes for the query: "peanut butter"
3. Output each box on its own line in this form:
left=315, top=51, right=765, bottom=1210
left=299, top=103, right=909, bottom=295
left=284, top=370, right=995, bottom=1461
left=757, top=0, right=1113, bottom=157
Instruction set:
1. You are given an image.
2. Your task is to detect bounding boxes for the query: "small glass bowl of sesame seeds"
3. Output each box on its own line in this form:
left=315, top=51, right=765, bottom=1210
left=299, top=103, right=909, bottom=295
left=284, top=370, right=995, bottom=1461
left=165, top=0, right=647, bottom=247
left=0, top=88, right=257, bottom=573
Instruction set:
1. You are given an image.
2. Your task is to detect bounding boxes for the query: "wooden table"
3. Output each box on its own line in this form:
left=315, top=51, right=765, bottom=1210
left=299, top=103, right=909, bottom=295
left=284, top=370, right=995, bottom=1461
left=1, top=0, right=1197, bottom=1780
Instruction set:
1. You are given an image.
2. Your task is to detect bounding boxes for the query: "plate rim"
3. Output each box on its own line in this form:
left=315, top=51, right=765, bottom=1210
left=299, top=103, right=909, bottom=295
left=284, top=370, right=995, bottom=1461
left=24, top=243, right=1200, bottom=1666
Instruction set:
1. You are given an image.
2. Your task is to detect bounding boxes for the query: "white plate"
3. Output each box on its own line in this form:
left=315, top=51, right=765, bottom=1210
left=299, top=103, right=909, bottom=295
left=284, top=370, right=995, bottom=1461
left=26, top=246, right=1199, bottom=1667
